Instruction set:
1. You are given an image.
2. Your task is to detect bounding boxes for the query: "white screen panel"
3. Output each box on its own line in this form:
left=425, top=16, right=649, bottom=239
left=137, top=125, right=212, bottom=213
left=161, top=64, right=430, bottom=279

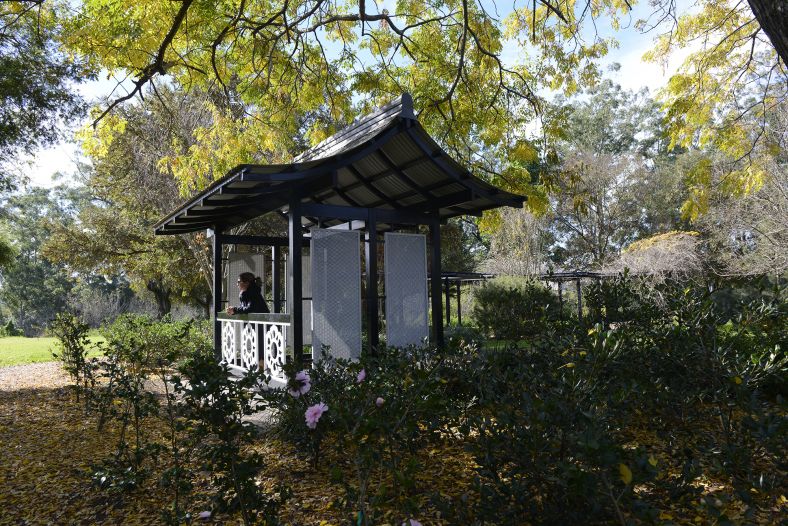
left=385, top=233, right=428, bottom=347
left=311, top=229, right=361, bottom=361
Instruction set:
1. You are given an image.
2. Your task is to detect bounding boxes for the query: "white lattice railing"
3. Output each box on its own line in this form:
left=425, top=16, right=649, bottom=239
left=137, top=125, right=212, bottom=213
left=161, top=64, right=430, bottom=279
left=217, top=312, right=292, bottom=382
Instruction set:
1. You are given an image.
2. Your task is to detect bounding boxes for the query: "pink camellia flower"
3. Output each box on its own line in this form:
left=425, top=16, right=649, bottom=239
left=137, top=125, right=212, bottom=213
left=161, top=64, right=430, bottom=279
left=375, top=397, right=385, bottom=408
left=288, top=370, right=311, bottom=397
left=305, top=402, right=328, bottom=429
left=402, top=520, right=422, bottom=526
left=356, top=369, right=366, bottom=383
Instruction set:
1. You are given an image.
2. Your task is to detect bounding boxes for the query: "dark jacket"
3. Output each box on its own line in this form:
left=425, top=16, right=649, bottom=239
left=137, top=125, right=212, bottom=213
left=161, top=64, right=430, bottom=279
left=235, top=283, right=270, bottom=314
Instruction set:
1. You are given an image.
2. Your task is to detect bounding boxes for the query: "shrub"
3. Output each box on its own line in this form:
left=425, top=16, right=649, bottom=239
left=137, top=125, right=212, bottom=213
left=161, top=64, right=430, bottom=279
left=584, top=271, right=660, bottom=326
left=89, top=315, right=209, bottom=498
left=473, top=278, right=566, bottom=339
left=87, top=315, right=285, bottom=524
left=67, top=273, right=784, bottom=525
left=0, top=319, right=23, bottom=337
left=101, top=314, right=210, bottom=372
left=50, top=312, right=96, bottom=401
left=172, top=351, right=289, bottom=525
left=263, top=346, right=464, bottom=525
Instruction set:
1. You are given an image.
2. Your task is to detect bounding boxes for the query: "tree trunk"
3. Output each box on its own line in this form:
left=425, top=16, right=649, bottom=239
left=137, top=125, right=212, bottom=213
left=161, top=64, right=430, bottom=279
left=191, top=292, right=212, bottom=319
left=146, top=279, right=172, bottom=319
left=747, top=0, right=788, bottom=66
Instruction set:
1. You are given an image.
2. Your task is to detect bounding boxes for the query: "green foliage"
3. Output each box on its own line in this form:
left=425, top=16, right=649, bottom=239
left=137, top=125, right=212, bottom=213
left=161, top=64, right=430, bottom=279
left=460, top=342, right=633, bottom=523
left=0, top=1, right=90, bottom=189
left=0, top=231, right=15, bottom=270
left=258, top=276, right=786, bottom=524
left=101, top=314, right=210, bottom=371
left=53, top=273, right=783, bottom=524
left=584, top=271, right=659, bottom=325
left=49, top=312, right=95, bottom=401
left=172, top=352, right=289, bottom=525
left=89, top=337, right=164, bottom=492
left=538, top=80, right=689, bottom=269
left=472, top=277, right=565, bottom=339
left=0, top=319, right=23, bottom=337
left=58, top=0, right=640, bottom=206
left=42, top=89, right=213, bottom=318
left=0, top=187, right=85, bottom=335
left=89, top=315, right=208, bottom=495
left=642, top=0, right=784, bottom=216
left=85, top=315, right=284, bottom=524
left=264, top=346, right=463, bottom=525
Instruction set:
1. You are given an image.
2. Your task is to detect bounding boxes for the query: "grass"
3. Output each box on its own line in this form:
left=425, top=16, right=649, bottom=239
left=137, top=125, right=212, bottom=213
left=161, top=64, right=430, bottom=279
left=0, top=336, right=105, bottom=367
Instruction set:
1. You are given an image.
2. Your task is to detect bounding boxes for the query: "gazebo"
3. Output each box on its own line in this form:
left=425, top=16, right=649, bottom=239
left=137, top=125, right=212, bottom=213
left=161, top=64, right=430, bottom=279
left=154, top=94, right=524, bottom=381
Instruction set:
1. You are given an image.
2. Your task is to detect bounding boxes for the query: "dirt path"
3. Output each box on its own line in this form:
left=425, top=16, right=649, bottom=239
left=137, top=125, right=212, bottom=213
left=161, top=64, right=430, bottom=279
left=0, top=361, right=69, bottom=391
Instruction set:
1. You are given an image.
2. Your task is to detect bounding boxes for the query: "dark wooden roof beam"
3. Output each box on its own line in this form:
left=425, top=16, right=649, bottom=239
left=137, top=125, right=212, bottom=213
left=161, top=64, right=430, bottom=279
left=331, top=186, right=364, bottom=207
left=159, top=227, right=214, bottom=235
left=301, top=202, right=436, bottom=226
left=218, top=185, right=276, bottom=195
left=184, top=208, right=226, bottom=217
left=404, top=127, right=524, bottom=208
left=408, top=189, right=474, bottom=213
left=319, top=156, right=429, bottom=198
left=361, top=175, right=468, bottom=209
left=161, top=220, right=216, bottom=231
left=374, top=148, right=434, bottom=201
left=344, top=164, right=402, bottom=209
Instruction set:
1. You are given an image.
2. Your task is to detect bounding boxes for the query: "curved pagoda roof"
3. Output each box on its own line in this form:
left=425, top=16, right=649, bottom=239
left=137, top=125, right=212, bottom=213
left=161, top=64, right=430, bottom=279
left=154, top=93, right=525, bottom=235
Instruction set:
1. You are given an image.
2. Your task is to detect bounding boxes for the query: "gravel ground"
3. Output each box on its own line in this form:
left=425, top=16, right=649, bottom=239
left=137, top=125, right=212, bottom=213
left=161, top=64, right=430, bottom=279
left=0, top=360, right=276, bottom=428
left=0, top=361, right=69, bottom=391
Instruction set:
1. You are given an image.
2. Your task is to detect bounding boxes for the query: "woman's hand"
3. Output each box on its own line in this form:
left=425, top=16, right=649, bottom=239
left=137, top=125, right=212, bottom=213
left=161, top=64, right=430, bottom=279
left=226, top=306, right=236, bottom=315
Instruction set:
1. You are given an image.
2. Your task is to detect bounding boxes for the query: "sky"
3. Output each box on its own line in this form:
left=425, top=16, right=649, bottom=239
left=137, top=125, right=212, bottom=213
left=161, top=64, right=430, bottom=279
left=23, top=0, right=695, bottom=189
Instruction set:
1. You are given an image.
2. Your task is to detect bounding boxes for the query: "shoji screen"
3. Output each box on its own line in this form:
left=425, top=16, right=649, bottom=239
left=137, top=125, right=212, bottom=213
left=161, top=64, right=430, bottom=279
left=384, top=233, right=428, bottom=347
left=311, top=229, right=361, bottom=361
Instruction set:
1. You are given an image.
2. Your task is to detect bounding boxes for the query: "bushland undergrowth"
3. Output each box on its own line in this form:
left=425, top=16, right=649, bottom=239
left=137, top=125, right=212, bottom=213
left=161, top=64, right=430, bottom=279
left=49, top=277, right=786, bottom=525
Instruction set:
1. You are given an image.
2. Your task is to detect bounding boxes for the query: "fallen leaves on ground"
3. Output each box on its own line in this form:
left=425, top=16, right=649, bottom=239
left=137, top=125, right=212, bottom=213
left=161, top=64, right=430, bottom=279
left=0, top=364, right=784, bottom=525
left=0, top=365, right=476, bottom=525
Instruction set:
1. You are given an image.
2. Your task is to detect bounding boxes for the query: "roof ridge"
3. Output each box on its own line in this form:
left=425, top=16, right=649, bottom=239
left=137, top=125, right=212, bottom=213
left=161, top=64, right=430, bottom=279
left=294, top=93, right=414, bottom=163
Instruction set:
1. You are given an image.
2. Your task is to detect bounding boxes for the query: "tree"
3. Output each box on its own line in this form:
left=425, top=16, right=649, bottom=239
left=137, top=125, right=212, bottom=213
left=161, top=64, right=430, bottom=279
left=541, top=80, right=688, bottom=269
left=0, top=1, right=89, bottom=191
left=43, top=90, right=216, bottom=318
left=59, top=0, right=642, bottom=198
left=0, top=187, right=81, bottom=335
left=482, top=207, right=551, bottom=276
left=699, top=103, right=788, bottom=276
left=547, top=150, right=649, bottom=268
left=641, top=0, right=787, bottom=217
left=440, top=220, right=483, bottom=273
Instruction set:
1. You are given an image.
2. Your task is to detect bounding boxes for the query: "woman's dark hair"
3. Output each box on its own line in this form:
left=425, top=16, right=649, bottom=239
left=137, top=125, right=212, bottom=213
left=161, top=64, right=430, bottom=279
left=239, top=272, right=262, bottom=287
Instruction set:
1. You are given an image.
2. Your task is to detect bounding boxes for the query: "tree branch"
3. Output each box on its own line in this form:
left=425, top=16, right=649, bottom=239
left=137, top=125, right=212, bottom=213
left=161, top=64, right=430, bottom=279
left=93, top=0, right=195, bottom=127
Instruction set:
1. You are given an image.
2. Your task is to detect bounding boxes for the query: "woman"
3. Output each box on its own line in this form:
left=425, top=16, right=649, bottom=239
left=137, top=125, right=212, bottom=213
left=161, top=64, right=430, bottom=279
left=227, top=272, right=270, bottom=314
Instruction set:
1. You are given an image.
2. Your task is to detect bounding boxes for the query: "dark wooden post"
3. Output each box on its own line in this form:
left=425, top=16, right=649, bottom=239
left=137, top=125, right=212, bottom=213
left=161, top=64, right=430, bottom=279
left=272, top=245, right=281, bottom=313
left=456, top=280, right=462, bottom=326
left=288, top=198, right=304, bottom=364
left=597, top=277, right=604, bottom=327
left=365, top=211, right=379, bottom=353
left=212, top=230, right=223, bottom=361
left=429, top=221, right=444, bottom=347
left=576, top=278, right=583, bottom=324
left=558, top=281, right=564, bottom=323
left=444, top=277, right=451, bottom=326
